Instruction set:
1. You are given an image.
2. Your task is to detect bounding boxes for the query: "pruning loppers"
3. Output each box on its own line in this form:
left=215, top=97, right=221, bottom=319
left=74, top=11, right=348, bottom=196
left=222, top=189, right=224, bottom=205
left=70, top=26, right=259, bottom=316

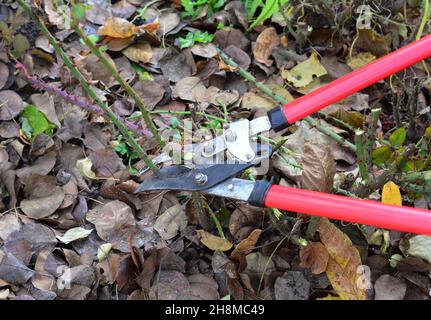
left=136, top=34, right=431, bottom=235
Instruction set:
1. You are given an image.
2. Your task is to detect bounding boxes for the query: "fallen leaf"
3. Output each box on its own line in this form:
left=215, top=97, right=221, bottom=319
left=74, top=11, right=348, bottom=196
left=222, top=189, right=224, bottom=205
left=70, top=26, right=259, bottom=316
left=76, top=158, right=97, bottom=180
left=356, top=29, right=392, bottom=57
left=122, top=42, right=152, bottom=63
left=406, top=235, right=431, bottom=263
left=347, top=52, right=376, bottom=70
left=157, top=12, right=180, bottom=36
left=301, top=142, right=335, bottom=193
left=224, top=45, right=251, bottom=70
left=0, top=213, right=21, bottom=241
left=149, top=270, right=191, bottom=299
left=243, top=252, right=274, bottom=277
left=0, top=289, right=9, bottom=300
left=89, top=148, right=124, bottom=178
left=0, top=251, right=35, bottom=285
left=97, top=243, right=113, bottom=262
left=374, top=274, right=406, bottom=300
left=160, top=50, right=196, bottom=83
left=57, top=227, right=93, bottom=244
left=172, top=77, right=207, bottom=102
left=98, top=17, right=137, bottom=38
left=274, top=271, right=310, bottom=300
left=196, top=230, right=233, bottom=251
left=0, top=62, right=14, bottom=90
left=188, top=274, right=220, bottom=300
left=16, top=151, right=57, bottom=182
left=132, top=80, right=166, bottom=110
left=317, top=218, right=366, bottom=300
left=213, top=29, right=250, bottom=50
left=205, top=87, right=239, bottom=106
left=299, top=241, right=329, bottom=274
left=154, top=204, right=187, bottom=240
left=85, top=0, right=112, bottom=25
left=86, top=200, right=137, bottom=252
left=231, top=229, right=262, bottom=260
left=282, top=52, right=328, bottom=88
left=0, top=90, right=24, bottom=121
left=191, top=43, right=218, bottom=58
left=253, top=27, right=279, bottom=67
left=20, top=175, right=65, bottom=219
left=382, top=181, right=402, bottom=206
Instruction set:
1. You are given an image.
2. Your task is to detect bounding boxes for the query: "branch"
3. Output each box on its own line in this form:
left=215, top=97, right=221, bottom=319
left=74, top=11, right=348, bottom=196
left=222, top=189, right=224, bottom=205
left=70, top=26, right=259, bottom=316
left=17, top=0, right=158, bottom=172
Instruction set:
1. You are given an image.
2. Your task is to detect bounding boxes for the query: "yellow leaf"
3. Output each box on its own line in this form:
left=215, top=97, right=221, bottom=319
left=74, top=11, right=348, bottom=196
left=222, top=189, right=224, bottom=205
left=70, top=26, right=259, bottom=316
left=98, top=17, right=137, bottom=38
left=347, top=52, right=376, bottom=70
left=382, top=181, right=402, bottom=206
left=318, top=218, right=366, bottom=300
left=230, top=229, right=262, bottom=260
left=281, top=52, right=327, bottom=88
left=317, top=295, right=343, bottom=300
left=122, top=42, right=152, bottom=63
left=196, top=230, right=233, bottom=251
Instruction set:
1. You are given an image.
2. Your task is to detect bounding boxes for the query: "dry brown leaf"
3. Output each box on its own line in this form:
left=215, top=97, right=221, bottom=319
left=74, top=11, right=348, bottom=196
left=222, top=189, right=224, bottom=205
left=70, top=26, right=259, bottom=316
left=154, top=204, right=187, bottom=240
left=318, top=218, right=366, bottom=300
left=299, top=241, right=329, bottom=274
left=0, top=90, right=24, bottom=121
left=253, top=27, right=279, bottom=67
left=281, top=52, right=327, bottom=88
left=122, top=42, right=152, bottom=63
left=196, top=230, right=233, bottom=251
left=231, top=229, right=262, bottom=260
left=98, top=17, right=137, bottom=38
left=301, top=142, right=335, bottom=193
left=172, top=77, right=207, bottom=102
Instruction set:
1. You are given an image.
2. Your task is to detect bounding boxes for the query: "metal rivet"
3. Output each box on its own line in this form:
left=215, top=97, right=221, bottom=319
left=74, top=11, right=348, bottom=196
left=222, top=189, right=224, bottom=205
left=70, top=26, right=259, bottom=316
left=224, top=130, right=237, bottom=142
left=194, top=173, right=208, bottom=184
left=227, top=184, right=234, bottom=191
left=246, top=153, right=253, bottom=160
left=203, top=141, right=214, bottom=154
left=223, top=124, right=230, bottom=130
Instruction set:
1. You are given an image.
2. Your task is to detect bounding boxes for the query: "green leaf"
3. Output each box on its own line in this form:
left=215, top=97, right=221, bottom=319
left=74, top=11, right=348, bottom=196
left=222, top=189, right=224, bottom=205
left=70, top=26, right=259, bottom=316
left=396, top=156, right=415, bottom=172
left=247, top=0, right=278, bottom=31
left=97, top=243, right=113, bottom=262
left=425, top=126, right=431, bottom=140
left=19, top=105, right=56, bottom=141
left=371, top=145, right=393, bottom=166
left=57, top=227, right=93, bottom=244
left=244, top=0, right=262, bottom=19
left=72, top=4, right=86, bottom=21
left=178, top=31, right=214, bottom=49
left=389, top=127, right=406, bottom=147
left=12, top=34, right=30, bottom=58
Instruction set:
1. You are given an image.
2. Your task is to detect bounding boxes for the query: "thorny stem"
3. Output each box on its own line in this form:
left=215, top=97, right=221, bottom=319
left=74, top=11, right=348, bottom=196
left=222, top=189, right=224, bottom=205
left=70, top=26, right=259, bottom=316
left=72, top=22, right=165, bottom=148
left=217, top=48, right=357, bottom=153
left=355, top=130, right=370, bottom=183
left=417, top=0, right=430, bottom=41
left=15, top=62, right=152, bottom=137
left=365, top=108, right=381, bottom=164
left=17, top=0, right=158, bottom=172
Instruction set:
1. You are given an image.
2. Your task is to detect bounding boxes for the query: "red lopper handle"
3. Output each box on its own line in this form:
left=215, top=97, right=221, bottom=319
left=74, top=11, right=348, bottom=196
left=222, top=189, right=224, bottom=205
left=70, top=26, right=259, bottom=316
left=281, top=34, right=431, bottom=124
left=264, top=185, right=431, bottom=234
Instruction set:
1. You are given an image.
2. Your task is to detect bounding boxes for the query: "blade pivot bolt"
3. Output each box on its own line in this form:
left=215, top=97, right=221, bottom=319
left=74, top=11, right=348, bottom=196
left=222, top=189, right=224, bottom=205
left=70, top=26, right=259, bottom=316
left=194, top=173, right=208, bottom=185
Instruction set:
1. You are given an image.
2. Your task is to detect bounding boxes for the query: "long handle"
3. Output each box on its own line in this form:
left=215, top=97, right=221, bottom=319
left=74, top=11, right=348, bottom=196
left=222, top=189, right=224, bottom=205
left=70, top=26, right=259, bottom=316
left=263, top=185, right=431, bottom=234
left=268, top=34, right=431, bottom=131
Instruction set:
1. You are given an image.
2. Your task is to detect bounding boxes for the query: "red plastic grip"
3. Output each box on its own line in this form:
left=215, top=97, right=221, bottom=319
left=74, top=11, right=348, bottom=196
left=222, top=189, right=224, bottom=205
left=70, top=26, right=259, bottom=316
left=264, top=185, right=431, bottom=234
left=282, top=34, right=431, bottom=123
